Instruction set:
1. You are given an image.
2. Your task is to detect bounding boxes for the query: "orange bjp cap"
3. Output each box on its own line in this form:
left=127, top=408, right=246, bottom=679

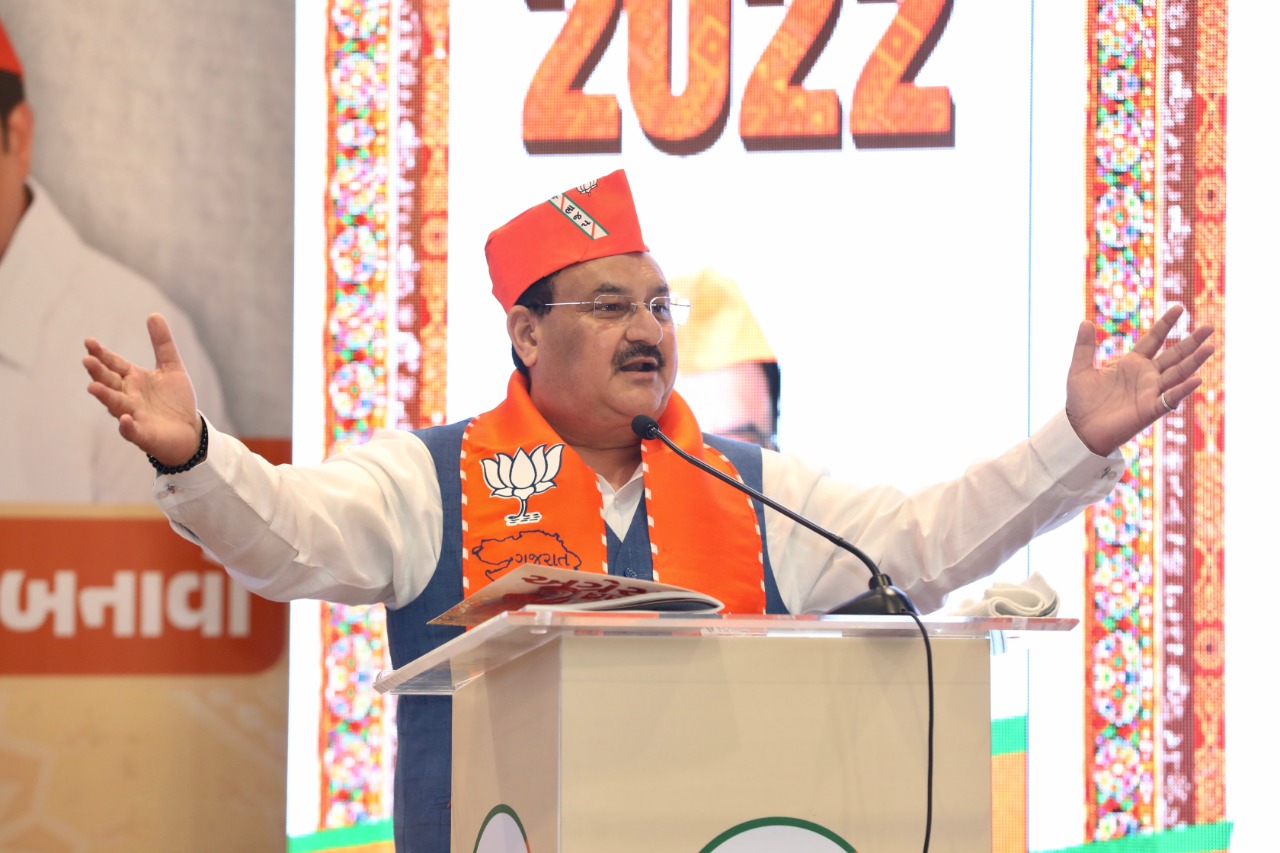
left=0, top=18, right=22, bottom=77
left=484, top=169, right=649, bottom=311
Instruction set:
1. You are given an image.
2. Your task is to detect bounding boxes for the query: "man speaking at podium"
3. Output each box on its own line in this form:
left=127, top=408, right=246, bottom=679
left=83, top=170, right=1213, bottom=851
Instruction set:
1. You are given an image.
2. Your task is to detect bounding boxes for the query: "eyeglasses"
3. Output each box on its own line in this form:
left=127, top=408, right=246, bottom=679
left=540, top=294, right=692, bottom=326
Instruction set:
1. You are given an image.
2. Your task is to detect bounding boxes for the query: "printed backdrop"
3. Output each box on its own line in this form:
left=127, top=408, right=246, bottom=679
left=0, top=2, right=1271, bottom=852
left=292, top=2, right=1271, bottom=852
left=0, top=2, right=294, bottom=850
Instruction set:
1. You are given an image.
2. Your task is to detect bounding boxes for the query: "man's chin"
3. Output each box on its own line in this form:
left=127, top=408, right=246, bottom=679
left=614, top=366, right=670, bottom=389
left=612, top=381, right=671, bottom=419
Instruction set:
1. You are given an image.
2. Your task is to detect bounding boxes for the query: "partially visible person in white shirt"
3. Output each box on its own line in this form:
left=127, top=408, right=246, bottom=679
left=0, top=16, right=229, bottom=504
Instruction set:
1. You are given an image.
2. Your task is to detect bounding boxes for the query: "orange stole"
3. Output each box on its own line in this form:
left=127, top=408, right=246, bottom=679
left=460, top=373, right=765, bottom=613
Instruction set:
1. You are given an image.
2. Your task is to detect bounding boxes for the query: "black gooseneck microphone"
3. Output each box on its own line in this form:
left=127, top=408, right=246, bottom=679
left=634, top=414, right=937, bottom=852
left=630, top=414, right=919, bottom=616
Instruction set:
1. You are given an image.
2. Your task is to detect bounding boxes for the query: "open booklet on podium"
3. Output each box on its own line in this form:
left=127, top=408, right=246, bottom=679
left=427, top=564, right=723, bottom=627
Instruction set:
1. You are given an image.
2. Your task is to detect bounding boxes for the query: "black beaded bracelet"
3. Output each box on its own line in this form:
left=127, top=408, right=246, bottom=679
left=148, top=417, right=209, bottom=475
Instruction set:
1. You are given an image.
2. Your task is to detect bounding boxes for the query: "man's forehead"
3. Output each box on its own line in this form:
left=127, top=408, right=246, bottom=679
left=555, top=254, right=668, bottom=295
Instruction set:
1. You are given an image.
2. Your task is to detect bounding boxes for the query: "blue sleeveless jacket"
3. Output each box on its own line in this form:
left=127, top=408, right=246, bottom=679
left=384, top=420, right=785, bottom=851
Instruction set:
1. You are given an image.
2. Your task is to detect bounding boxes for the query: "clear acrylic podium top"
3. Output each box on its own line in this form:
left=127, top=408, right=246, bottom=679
left=374, top=609, right=1078, bottom=696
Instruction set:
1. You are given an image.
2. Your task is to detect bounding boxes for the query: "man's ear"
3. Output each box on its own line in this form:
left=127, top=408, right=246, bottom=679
left=507, top=306, right=540, bottom=368
left=4, top=102, right=33, bottom=167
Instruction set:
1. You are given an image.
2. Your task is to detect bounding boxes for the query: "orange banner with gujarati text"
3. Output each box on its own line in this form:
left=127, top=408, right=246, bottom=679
left=0, top=508, right=287, bottom=676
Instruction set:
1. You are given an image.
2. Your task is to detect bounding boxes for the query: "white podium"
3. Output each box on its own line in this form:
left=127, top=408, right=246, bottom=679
left=376, top=611, right=1075, bottom=853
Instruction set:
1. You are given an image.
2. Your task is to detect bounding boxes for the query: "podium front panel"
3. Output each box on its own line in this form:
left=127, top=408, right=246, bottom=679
left=451, top=629, right=997, bottom=852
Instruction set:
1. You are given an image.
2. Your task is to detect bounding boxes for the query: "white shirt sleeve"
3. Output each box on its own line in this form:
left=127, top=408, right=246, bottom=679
left=153, top=410, right=1122, bottom=617
left=762, top=409, right=1125, bottom=615
left=155, top=422, right=443, bottom=609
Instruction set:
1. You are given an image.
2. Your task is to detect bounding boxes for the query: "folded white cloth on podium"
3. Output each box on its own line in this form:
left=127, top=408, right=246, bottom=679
left=949, top=571, right=1060, bottom=617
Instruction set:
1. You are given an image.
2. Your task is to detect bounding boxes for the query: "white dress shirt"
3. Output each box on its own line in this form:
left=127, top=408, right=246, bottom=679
left=157, top=410, right=1122, bottom=615
left=0, top=181, right=230, bottom=504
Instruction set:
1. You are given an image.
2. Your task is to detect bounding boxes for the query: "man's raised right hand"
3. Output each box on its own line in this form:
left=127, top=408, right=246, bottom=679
left=83, top=313, right=204, bottom=467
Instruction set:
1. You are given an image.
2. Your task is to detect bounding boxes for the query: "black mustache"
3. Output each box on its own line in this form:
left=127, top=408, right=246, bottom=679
left=613, top=344, right=665, bottom=370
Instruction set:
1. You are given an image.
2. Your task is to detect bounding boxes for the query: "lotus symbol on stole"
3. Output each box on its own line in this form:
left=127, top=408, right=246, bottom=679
left=481, top=444, right=565, bottom=525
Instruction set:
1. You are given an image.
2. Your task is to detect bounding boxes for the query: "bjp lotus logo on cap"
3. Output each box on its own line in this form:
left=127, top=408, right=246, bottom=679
left=480, top=444, right=565, bottom=525
left=576, top=178, right=599, bottom=195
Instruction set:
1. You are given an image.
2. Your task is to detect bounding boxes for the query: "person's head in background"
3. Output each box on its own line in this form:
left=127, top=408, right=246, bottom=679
left=672, top=269, right=780, bottom=450
left=0, top=17, right=33, bottom=260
